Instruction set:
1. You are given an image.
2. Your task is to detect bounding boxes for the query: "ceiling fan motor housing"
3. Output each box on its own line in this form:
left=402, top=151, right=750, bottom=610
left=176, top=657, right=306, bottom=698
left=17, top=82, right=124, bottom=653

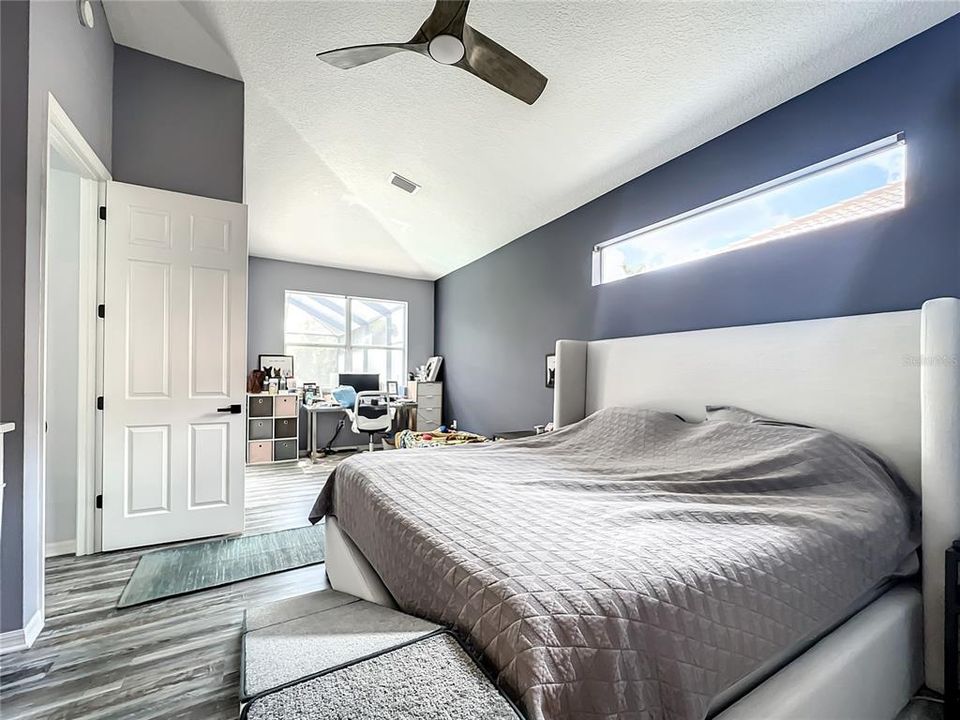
left=428, top=34, right=465, bottom=64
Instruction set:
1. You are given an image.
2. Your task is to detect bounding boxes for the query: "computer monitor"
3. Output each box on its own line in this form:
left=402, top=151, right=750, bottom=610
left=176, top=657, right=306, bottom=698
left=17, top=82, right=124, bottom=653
left=338, top=373, right=380, bottom=393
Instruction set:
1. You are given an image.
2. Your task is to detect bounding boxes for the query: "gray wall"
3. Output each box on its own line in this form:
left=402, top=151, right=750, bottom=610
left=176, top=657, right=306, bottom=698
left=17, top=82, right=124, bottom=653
left=248, top=257, right=435, bottom=449
left=113, top=45, right=244, bottom=203
left=3, top=0, right=114, bottom=634
left=436, top=17, right=960, bottom=437
left=1, top=0, right=31, bottom=635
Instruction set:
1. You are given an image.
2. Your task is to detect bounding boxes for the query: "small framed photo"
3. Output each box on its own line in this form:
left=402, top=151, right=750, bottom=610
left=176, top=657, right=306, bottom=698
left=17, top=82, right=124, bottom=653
left=386, top=380, right=399, bottom=396
left=259, top=354, right=294, bottom=378
left=545, top=353, right=556, bottom=388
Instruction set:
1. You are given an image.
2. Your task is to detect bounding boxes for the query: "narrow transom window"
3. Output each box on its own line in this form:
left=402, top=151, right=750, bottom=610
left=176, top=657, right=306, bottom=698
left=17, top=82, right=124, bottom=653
left=593, top=133, right=905, bottom=285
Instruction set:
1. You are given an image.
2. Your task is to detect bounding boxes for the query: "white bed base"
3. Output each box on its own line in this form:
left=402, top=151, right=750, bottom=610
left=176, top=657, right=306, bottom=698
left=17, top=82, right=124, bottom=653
left=717, top=585, right=923, bottom=719
left=325, top=297, right=960, bottom=717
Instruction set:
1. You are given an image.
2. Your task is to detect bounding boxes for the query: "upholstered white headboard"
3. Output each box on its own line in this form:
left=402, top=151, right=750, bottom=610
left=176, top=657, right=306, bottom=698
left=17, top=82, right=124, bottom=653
left=553, top=298, right=960, bottom=693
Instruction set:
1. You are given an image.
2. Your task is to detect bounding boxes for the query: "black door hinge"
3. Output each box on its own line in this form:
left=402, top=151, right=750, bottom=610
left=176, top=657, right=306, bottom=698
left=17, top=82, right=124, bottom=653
left=97, top=304, right=105, bottom=319
left=97, top=396, right=104, bottom=411
left=99, top=206, right=106, bottom=221
left=95, top=494, right=103, bottom=509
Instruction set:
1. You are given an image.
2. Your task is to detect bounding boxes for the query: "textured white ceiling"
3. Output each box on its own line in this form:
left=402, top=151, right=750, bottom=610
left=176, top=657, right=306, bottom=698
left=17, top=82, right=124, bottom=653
left=105, top=1, right=957, bottom=280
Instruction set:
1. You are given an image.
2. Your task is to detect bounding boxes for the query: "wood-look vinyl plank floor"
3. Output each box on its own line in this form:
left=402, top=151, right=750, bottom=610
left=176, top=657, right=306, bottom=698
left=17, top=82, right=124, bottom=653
left=0, top=455, right=349, bottom=720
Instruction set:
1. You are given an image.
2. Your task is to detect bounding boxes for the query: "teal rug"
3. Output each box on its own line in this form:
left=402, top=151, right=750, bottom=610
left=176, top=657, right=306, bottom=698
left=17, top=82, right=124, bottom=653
left=117, top=526, right=325, bottom=608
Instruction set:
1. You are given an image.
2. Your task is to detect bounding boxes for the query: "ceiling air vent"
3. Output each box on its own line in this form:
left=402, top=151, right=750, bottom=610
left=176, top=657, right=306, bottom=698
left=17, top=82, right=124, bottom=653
left=389, top=173, right=420, bottom=195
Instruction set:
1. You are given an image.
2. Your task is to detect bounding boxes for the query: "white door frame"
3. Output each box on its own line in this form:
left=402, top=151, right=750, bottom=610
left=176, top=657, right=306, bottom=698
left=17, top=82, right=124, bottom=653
left=26, top=93, right=110, bottom=631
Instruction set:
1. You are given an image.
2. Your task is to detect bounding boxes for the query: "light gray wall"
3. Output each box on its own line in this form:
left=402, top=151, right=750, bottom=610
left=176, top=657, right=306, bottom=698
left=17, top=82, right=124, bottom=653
left=3, top=0, right=114, bottom=634
left=248, top=257, right=435, bottom=449
left=113, top=45, right=244, bottom=203
left=44, top=166, right=82, bottom=552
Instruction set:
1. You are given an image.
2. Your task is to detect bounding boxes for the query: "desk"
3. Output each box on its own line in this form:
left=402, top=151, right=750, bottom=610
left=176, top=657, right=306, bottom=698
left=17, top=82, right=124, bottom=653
left=304, top=401, right=417, bottom=461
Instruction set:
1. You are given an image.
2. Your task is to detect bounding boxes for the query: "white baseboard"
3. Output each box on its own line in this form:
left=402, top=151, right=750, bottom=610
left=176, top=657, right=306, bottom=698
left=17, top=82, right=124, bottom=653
left=45, top=539, right=76, bottom=557
left=0, top=609, right=44, bottom=655
left=24, top=609, right=43, bottom=645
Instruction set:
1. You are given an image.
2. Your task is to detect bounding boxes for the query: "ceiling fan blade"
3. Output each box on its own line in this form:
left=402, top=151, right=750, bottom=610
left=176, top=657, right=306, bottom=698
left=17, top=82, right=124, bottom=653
left=458, top=26, right=547, bottom=105
left=316, top=43, right=423, bottom=69
left=411, top=0, right=470, bottom=43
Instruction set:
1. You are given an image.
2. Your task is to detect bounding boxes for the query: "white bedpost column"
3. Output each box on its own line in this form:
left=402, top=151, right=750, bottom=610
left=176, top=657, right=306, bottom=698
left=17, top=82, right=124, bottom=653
left=920, top=297, right=960, bottom=693
left=553, top=340, right=588, bottom=429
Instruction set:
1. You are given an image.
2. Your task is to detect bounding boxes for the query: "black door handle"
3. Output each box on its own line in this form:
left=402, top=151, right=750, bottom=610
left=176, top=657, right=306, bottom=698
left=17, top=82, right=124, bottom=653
left=217, top=404, right=242, bottom=414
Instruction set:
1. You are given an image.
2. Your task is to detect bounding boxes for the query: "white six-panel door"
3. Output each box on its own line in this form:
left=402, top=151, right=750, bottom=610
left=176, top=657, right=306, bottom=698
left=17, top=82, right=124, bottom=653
left=101, top=182, right=247, bottom=551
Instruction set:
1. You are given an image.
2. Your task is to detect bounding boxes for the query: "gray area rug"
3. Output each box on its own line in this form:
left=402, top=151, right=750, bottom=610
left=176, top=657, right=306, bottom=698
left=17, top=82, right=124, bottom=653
left=117, top=526, right=325, bottom=608
left=242, top=590, right=439, bottom=699
left=243, top=632, right=521, bottom=720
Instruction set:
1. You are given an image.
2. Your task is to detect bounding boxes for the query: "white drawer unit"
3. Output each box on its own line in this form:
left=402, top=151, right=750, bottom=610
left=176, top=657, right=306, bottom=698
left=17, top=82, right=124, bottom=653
left=408, top=381, right=443, bottom=432
left=246, top=393, right=300, bottom=464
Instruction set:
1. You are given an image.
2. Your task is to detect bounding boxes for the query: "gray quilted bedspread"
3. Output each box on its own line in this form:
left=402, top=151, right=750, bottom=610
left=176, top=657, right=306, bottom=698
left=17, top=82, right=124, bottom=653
left=309, top=407, right=915, bottom=720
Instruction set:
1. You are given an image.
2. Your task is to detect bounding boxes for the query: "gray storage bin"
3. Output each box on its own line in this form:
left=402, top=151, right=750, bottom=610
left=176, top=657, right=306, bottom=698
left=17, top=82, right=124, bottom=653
left=249, top=396, right=274, bottom=418
left=273, top=439, right=298, bottom=461
left=274, top=417, right=297, bottom=439
left=249, top=419, right=273, bottom=440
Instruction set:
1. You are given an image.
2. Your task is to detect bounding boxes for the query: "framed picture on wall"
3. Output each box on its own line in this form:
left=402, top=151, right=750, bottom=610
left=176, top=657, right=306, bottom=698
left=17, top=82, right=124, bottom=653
left=545, top=354, right=556, bottom=388
left=425, top=356, right=443, bottom=382
left=259, top=354, right=294, bottom=378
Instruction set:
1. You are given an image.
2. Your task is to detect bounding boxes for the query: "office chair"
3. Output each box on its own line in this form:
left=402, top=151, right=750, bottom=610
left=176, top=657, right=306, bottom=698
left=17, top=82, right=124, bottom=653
left=345, top=391, right=396, bottom=451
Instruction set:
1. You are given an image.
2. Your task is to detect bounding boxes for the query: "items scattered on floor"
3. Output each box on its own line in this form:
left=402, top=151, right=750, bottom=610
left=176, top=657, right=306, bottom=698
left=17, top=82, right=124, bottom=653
left=393, top=429, right=487, bottom=449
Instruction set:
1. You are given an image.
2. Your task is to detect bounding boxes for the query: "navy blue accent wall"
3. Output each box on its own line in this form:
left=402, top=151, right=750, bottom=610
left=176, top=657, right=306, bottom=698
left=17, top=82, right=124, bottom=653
left=435, top=18, right=960, bottom=437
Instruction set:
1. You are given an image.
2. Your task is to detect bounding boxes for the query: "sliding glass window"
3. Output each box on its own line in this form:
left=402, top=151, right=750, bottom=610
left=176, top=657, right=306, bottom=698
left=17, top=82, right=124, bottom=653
left=594, top=133, right=906, bottom=284
left=284, top=291, right=407, bottom=390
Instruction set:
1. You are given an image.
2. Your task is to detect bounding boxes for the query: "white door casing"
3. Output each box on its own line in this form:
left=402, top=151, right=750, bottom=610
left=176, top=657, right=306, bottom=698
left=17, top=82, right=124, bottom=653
left=102, top=182, right=247, bottom=551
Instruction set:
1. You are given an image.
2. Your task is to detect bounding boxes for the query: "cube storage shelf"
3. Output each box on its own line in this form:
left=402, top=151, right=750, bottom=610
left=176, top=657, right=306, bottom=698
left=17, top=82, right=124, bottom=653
left=247, top=393, right=300, bottom=464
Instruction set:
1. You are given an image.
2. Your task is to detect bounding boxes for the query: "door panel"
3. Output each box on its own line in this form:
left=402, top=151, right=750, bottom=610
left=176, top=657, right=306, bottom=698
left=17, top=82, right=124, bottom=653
left=189, top=267, right=229, bottom=397
left=127, top=260, right=171, bottom=398
left=190, top=215, right=230, bottom=252
left=102, top=181, right=247, bottom=551
left=125, top=425, right=170, bottom=514
left=129, top=207, right=171, bottom=248
left=189, top=423, right=229, bottom=507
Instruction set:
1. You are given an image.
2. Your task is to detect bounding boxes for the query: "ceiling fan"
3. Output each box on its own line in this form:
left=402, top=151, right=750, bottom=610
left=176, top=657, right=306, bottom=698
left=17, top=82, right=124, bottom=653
left=316, top=0, right=547, bottom=105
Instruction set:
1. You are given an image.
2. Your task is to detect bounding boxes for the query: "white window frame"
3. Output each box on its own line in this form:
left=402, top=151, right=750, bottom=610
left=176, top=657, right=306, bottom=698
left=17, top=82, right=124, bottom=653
left=592, top=132, right=906, bottom=285
left=283, top=290, right=409, bottom=388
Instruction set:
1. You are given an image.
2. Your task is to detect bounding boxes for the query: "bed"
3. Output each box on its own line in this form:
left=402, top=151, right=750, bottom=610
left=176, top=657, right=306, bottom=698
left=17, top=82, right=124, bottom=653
left=313, top=298, right=960, bottom=720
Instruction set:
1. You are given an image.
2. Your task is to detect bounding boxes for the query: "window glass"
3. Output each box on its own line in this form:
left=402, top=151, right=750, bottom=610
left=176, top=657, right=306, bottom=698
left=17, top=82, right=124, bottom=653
left=598, top=138, right=906, bottom=284
left=351, top=298, right=406, bottom=348
left=284, top=294, right=347, bottom=345
left=284, top=292, right=407, bottom=390
left=286, top=345, right=345, bottom=390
